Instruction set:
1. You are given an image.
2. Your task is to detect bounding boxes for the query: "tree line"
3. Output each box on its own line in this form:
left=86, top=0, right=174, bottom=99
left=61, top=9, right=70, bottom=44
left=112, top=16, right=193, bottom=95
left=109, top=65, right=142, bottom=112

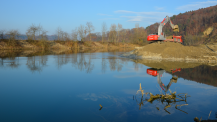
left=0, top=22, right=148, bottom=45
left=54, top=21, right=148, bottom=44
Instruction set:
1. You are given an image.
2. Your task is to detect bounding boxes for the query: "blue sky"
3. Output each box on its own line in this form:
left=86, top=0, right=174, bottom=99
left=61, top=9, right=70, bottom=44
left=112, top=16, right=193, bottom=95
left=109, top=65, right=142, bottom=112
left=1, top=0, right=217, bottom=35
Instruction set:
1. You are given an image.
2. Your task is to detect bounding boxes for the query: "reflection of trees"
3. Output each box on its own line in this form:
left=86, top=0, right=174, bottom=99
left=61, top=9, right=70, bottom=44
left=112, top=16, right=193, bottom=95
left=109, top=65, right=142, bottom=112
left=77, top=53, right=86, bottom=71
left=133, top=62, right=143, bottom=71
left=0, top=57, right=20, bottom=69
left=26, top=56, right=47, bottom=72
left=7, top=61, right=20, bottom=68
left=109, top=57, right=123, bottom=71
left=133, top=62, right=139, bottom=71
left=71, top=53, right=94, bottom=73
left=56, top=54, right=69, bottom=69
left=0, top=58, right=3, bottom=67
left=1, top=51, right=144, bottom=73
left=101, top=54, right=107, bottom=73
left=85, top=53, right=94, bottom=73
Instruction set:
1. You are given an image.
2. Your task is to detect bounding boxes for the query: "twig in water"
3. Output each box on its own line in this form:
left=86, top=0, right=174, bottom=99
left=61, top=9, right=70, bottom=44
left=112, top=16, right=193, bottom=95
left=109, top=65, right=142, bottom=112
left=199, top=117, right=202, bottom=122
left=208, top=110, right=212, bottom=120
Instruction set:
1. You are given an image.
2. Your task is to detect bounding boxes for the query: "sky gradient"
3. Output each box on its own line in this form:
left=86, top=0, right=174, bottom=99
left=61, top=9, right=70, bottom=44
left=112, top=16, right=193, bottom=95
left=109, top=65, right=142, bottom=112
left=1, top=0, right=217, bottom=35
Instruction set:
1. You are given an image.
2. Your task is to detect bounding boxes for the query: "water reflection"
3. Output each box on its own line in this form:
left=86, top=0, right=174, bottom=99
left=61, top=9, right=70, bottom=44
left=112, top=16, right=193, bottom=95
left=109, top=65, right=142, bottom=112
left=0, top=57, right=20, bottom=69
left=147, top=68, right=179, bottom=93
left=70, top=53, right=94, bottom=73
left=135, top=83, right=190, bottom=114
left=101, top=53, right=106, bottom=73
left=26, top=56, right=48, bottom=72
left=170, top=65, right=217, bottom=87
left=1, top=50, right=217, bottom=88
left=99, top=104, right=103, bottom=110
left=1, top=51, right=217, bottom=122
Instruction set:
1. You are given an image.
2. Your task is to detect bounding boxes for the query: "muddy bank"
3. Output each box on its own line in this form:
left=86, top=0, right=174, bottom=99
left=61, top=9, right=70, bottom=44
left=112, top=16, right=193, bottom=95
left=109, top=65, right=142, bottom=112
left=122, top=42, right=217, bottom=63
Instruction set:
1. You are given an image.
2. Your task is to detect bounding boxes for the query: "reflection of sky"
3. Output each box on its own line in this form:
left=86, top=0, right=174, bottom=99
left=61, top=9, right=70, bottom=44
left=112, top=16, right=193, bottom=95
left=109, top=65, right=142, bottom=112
left=0, top=53, right=217, bottom=121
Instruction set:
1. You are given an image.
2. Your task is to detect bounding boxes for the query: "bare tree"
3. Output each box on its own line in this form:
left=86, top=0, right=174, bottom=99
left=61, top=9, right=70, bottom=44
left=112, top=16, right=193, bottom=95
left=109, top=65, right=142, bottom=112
left=85, top=22, right=95, bottom=41
left=7, top=30, right=20, bottom=46
left=39, top=30, right=48, bottom=40
left=135, top=23, right=139, bottom=43
left=78, top=25, right=86, bottom=41
left=101, top=22, right=107, bottom=43
left=117, top=23, right=123, bottom=43
left=63, top=32, right=70, bottom=41
left=7, top=30, right=20, bottom=40
left=0, top=30, right=6, bottom=39
left=38, top=30, right=48, bottom=49
left=56, top=27, right=62, bottom=41
left=38, top=24, right=43, bottom=36
left=109, top=24, right=117, bottom=43
left=26, top=24, right=39, bottom=41
left=122, top=29, right=127, bottom=43
left=60, top=30, right=64, bottom=41
left=72, top=28, right=78, bottom=41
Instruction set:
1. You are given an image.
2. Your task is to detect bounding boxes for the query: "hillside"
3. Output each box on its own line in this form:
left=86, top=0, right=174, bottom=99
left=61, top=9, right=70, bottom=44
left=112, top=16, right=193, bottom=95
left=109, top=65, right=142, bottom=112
left=145, top=5, right=217, bottom=45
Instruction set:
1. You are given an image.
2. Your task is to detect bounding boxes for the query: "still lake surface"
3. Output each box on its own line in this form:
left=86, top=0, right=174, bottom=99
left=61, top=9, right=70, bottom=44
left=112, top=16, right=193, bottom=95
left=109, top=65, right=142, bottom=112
left=0, top=51, right=217, bottom=122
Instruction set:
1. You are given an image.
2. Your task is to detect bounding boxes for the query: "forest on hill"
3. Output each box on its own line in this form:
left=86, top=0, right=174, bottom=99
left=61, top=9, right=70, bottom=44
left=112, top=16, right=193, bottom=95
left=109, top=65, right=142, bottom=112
left=146, top=5, right=217, bottom=45
left=1, top=5, right=217, bottom=47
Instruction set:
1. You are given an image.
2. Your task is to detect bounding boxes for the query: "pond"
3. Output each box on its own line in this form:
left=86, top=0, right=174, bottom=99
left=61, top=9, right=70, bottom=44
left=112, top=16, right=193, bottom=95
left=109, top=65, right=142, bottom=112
left=0, top=51, right=217, bottom=122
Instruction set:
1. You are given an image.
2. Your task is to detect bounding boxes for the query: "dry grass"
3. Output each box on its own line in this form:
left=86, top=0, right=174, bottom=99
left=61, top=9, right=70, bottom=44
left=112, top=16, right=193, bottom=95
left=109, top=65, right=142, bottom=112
left=0, top=39, right=140, bottom=50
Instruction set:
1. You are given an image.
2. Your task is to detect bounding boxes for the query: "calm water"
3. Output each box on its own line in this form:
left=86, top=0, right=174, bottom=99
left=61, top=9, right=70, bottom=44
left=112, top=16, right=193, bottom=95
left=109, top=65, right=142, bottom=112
left=0, top=52, right=217, bottom=122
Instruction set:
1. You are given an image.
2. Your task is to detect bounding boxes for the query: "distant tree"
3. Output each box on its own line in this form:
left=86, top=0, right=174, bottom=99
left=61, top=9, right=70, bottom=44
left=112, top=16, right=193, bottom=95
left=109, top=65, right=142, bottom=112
left=7, top=30, right=20, bottom=46
left=39, top=30, right=48, bottom=41
left=0, top=30, right=6, bottom=39
left=117, top=23, right=123, bottom=43
left=56, top=27, right=62, bottom=41
left=78, top=25, right=86, bottom=41
left=135, top=23, right=139, bottom=43
left=38, top=24, right=43, bottom=36
left=101, top=22, right=107, bottom=43
left=72, top=28, right=78, bottom=41
left=26, top=24, right=39, bottom=41
left=63, top=32, right=70, bottom=41
left=109, top=24, right=117, bottom=43
left=39, top=30, right=49, bottom=49
left=7, top=30, right=20, bottom=40
left=95, top=32, right=102, bottom=41
left=85, top=22, right=95, bottom=41
left=121, top=29, right=127, bottom=43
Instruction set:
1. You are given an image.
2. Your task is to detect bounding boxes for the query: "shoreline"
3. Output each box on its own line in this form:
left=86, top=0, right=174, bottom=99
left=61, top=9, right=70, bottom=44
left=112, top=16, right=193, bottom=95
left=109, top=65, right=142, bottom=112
left=0, top=39, right=141, bottom=50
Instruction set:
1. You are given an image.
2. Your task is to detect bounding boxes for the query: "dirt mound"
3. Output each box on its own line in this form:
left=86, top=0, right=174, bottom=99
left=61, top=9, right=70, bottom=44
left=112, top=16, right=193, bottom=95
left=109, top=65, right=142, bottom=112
left=122, top=42, right=217, bottom=63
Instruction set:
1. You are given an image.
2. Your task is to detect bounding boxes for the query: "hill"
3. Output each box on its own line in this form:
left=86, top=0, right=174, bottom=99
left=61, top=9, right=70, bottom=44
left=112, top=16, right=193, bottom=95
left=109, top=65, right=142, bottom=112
left=145, top=5, right=217, bottom=45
